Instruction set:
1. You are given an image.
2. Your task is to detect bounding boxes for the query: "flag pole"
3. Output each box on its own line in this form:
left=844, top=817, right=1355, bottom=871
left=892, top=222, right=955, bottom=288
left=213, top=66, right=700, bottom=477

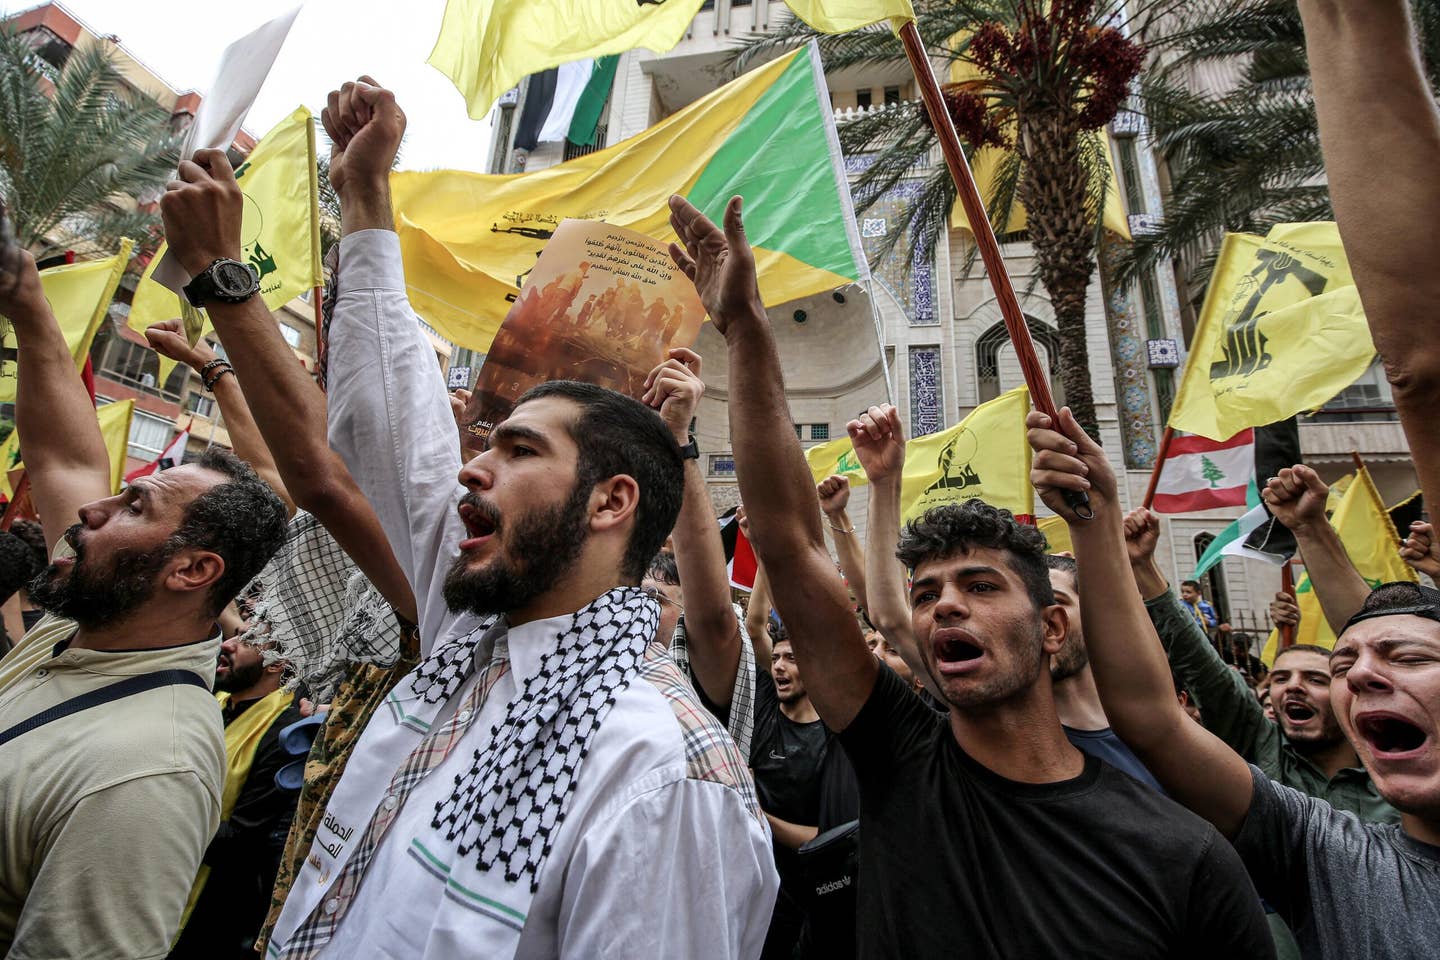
left=896, top=20, right=1091, bottom=519
left=1142, top=425, right=1176, bottom=510
left=312, top=284, right=326, bottom=379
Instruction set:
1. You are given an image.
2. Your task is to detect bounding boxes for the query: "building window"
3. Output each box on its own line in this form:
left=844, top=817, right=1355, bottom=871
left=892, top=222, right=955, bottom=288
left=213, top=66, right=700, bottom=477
left=856, top=88, right=873, bottom=110
left=975, top=317, right=1064, bottom=407
left=908, top=347, right=943, bottom=437
left=793, top=424, right=830, bottom=441
left=884, top=85, right=901, bottom=105
left=709, top=454, right=736, bottom=477
left=1310, top=359, right=1398, bottom=422
left=187, top=393, right=215, bottom=418
left=124, top=408, right=175, bottom=462
left=96, top=333, right=189, bottom=398
left=279, top=324, right=302, bottom=349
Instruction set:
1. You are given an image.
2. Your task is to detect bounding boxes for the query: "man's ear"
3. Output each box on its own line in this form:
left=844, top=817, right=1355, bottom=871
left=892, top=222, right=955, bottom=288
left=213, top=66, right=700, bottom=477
left=163, top=549, right=225, bottom=601
left=588, top=474, right=640, bottom=535
left=1041, top=603, right=1069, bottom=656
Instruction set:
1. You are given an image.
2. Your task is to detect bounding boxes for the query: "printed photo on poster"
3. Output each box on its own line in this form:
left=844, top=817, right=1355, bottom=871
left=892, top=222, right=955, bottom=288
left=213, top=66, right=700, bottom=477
left=463, top=219, right=704, bottom=444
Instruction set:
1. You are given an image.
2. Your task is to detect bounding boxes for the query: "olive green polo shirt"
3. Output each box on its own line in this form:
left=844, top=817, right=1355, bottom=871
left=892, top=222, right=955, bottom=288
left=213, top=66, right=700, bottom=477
left=1147, top=589, right=1397, bottom=824
left=0, top=612, right=225, bottom=959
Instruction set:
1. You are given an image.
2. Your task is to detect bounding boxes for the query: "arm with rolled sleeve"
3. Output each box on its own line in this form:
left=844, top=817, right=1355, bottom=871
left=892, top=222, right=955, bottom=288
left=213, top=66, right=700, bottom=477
left=326, top=230, right=462, bottom=653
left=1146, top=588, right=1277, bottom=763
left=12, top=771, right=218, bottom=960
left=556, top=779, right=778, bottom=960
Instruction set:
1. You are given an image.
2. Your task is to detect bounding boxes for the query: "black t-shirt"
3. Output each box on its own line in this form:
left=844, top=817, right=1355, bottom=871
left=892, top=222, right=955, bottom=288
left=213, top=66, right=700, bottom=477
left=839, top=665, right=1275, bottom=959
left=750, top=669, right=830, bottom=827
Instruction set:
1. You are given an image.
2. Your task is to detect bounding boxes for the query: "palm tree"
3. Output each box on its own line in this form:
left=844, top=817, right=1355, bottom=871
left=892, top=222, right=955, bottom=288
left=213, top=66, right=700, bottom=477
left=1117, top=0, right=1440, bottom=297
left=738, top=1, right=1149, bottom=438
left=0, top=26, right=177, bottom=262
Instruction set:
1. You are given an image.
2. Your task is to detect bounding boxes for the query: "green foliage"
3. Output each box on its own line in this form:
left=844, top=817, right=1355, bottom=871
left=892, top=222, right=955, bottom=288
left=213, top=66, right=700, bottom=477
left=0, top=26, right=178, bottom=261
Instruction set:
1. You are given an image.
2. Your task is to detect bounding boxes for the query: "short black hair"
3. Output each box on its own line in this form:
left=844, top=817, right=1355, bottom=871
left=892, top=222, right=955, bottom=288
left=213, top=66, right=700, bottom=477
left=517, top=380, right=684, bottom=582
left=0, top=530, right=39, bottom=603
left=1045, top=553, right=1077, bottom=580
left=647, top=551, right=679, bottom=587
left=895, top=501, right=1052, bottom=611
left=169, top=448, right=289, bottom=618
left=1181, top=579, right=1202, bottom=591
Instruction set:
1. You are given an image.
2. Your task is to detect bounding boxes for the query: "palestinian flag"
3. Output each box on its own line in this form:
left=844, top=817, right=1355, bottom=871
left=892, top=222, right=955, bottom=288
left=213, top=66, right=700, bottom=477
left=391, top=42, right=870, bottom=352
left=718, top=507, right=757, bottom=592
left=513, top=56, right=620, bottom=151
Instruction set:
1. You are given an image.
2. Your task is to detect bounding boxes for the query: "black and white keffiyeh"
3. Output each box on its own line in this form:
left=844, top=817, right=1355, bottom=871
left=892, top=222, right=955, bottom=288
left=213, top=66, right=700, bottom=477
left=416, top=587, right=658, bottom=891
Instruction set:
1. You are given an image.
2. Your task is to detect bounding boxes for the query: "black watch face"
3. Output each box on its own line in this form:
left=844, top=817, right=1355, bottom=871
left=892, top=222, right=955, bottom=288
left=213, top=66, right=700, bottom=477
left=214, top=260, right=258, bottom=297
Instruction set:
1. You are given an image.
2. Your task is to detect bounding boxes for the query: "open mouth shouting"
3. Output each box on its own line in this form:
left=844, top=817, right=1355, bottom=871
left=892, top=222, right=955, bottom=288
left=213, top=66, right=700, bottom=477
left=1356, top=711, right=1431, bottom=760
left=457, top=497, right=500, bottom=552
left=1281, top=699, right=1318, bottom=726
left=932, top=629, right=985, bottom=676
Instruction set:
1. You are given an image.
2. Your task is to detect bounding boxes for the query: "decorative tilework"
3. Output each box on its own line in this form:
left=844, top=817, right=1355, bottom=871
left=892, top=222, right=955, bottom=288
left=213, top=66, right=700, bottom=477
left=845, top=154, right=937, bottom=325
left=909, top=347, right=943, bottom=437
left=1099, top=234, right=1159, bottom=469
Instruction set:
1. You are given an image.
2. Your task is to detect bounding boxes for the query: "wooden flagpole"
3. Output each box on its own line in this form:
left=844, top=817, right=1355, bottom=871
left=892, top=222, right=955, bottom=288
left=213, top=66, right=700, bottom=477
left=896, top=20, right=1091, bottom=519
left=1142, top=425, right=1176, bottom=510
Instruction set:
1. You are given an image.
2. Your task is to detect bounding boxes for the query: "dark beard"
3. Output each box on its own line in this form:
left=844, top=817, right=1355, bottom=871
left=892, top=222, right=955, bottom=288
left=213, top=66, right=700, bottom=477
left=442, top=482, right=592, bottom=617
left=27, top=524, right=174, bottom=630
left=1049, top=630, right=1089, bottom=682
left=215, top=658, right=266, bottom=693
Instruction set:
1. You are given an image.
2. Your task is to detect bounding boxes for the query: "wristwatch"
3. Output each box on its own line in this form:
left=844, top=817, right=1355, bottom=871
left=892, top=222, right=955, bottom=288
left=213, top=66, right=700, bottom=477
left=679, top=435, right=700, bottom=460
left=183, top=258, right=260, bottom=307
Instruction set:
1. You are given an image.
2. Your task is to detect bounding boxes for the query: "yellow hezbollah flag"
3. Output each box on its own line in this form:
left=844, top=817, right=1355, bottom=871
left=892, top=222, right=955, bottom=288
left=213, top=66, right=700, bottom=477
left=1169, top=223, right=1375, bottom=441
left=1263, top=466, right=1416, bottom=663
left=1038, top=515, right=1072, bottom=555
left=805, top=435, right=868, bottom=486
left=129, top=107, right=322, bottom=384
left=431, top=0, right=916, bottom=120
left=0, top=239, right=133, bottom=403
left=797, top=388, right=1032, bottom=521
left=395, top=46, right=867, bottom=352
left=2, top=400, right=134, bottom=499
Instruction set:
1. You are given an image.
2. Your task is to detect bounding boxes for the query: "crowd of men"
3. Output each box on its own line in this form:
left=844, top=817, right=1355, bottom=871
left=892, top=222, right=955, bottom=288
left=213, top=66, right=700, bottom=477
left=0, top=1, right=1437, bottom=957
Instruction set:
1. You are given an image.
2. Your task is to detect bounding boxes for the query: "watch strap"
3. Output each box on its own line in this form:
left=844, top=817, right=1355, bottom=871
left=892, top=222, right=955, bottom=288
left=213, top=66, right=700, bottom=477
left=679, top=435, right=700, bottom=460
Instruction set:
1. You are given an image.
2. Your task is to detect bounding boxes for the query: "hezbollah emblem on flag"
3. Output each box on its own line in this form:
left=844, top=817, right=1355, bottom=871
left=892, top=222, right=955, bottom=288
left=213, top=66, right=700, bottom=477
left=926, top=427, right=982, bottom=494
left=1210, top=249, right=1328, bottom=383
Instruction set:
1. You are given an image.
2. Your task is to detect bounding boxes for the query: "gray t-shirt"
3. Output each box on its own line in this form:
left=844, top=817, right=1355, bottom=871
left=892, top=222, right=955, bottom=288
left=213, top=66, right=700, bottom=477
left=1235, top=765, right=1440, bottom=958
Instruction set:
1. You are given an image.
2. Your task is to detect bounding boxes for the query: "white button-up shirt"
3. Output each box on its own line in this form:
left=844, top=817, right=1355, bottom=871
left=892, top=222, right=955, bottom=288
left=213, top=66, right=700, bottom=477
left=268, top=230, right=778, bottom=959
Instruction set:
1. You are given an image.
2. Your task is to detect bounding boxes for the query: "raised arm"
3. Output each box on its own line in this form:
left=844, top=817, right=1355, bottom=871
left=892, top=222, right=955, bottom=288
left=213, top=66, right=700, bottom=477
left=1029, top=407, right=1255, bottom=837
left=156, top=143, right=419, bottom=626
left=642, top=347, right=741, bottom=707
left=1126, top=507, right=1275, bottom=761
left=818, top=475, right=868, bottom=615
left=744, top=551, right=774, bottom=672
left=668, top=194, right=876, bottom=729
left=0, top=224, right=109, bottom=555
left=1299, top=0, right=1440, bottom=506
left=144, top=319, right=295, bottom=517
left=1262, top=465, right=1370, bottom=634
left=1400, top=520, right=1440, bottom=582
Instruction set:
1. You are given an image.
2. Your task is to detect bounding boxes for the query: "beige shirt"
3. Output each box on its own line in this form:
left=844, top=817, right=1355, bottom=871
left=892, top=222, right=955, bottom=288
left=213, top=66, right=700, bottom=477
left=0, top=612, right=225, bottom=959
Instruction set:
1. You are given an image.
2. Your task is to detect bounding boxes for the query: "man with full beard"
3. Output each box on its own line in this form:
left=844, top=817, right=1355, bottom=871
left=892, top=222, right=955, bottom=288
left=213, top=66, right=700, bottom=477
left=264, top=78, right=775, bottom=959
left=1124, top=506, right=1397, bottom=824
left=0, top=215, right=289, bottom=958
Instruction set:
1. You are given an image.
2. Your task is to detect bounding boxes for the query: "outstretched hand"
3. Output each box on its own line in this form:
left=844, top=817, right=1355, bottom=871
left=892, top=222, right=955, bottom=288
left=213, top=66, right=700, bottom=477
left=1261, top=465, right=1328, bottom=532
left=1027, top=407, right=1116, bottom=523
left=321, top=76, right=406, bottom=196
left=642, top=346, right=705, bottom=444
left=667, top=195, right=763, bottom=336
left=847, top=404, right=905, bottom=484
left=144, top=318, right=217, bottom=371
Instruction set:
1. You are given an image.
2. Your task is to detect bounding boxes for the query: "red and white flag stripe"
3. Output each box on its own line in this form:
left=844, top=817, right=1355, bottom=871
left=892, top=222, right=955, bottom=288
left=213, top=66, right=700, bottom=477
left=1151, top=429, right=1254, bottom=514
left=124, top=421, right=191, bottom=484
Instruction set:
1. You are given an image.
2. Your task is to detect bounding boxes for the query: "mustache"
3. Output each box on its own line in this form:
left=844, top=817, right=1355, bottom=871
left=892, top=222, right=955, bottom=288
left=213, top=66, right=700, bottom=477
left=458, top=492, right=502, bottom=529
left=60, top=523, right=84, bottom=561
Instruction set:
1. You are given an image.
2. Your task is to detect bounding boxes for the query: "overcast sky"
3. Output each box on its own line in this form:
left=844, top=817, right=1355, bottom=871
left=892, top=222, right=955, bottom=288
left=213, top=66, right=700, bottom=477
left=5, top=0, right=497, bottom=172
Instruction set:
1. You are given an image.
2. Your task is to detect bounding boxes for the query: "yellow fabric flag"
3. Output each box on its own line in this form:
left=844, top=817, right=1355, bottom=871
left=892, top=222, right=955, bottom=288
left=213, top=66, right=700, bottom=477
left=129, top=107, right=322, bottom=384
left=1262, top=466, right=1417, bottom=663
left=0, top=239, right=134, bottom=403
left=430, top=0, right=917, bottom=120
left=901, top=387, right=1032, bottom=522
left=805, top=436, right=868, bottom=486
left=395, top=46, right=867, bottom=352
left=798, top=388, right=1033, bottom=521
left=1169, top=223, right=1375, bottom=441
left=1038, top=515, right=1073, bottom=555
left=7, top=400, right=135, bottom=499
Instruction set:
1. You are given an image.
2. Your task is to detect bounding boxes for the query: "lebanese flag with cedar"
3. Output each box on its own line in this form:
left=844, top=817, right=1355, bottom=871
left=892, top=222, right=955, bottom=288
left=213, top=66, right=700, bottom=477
left=124, top=420, right=191, bottom=484
left=1152, top=429, right=1255, bottom=513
